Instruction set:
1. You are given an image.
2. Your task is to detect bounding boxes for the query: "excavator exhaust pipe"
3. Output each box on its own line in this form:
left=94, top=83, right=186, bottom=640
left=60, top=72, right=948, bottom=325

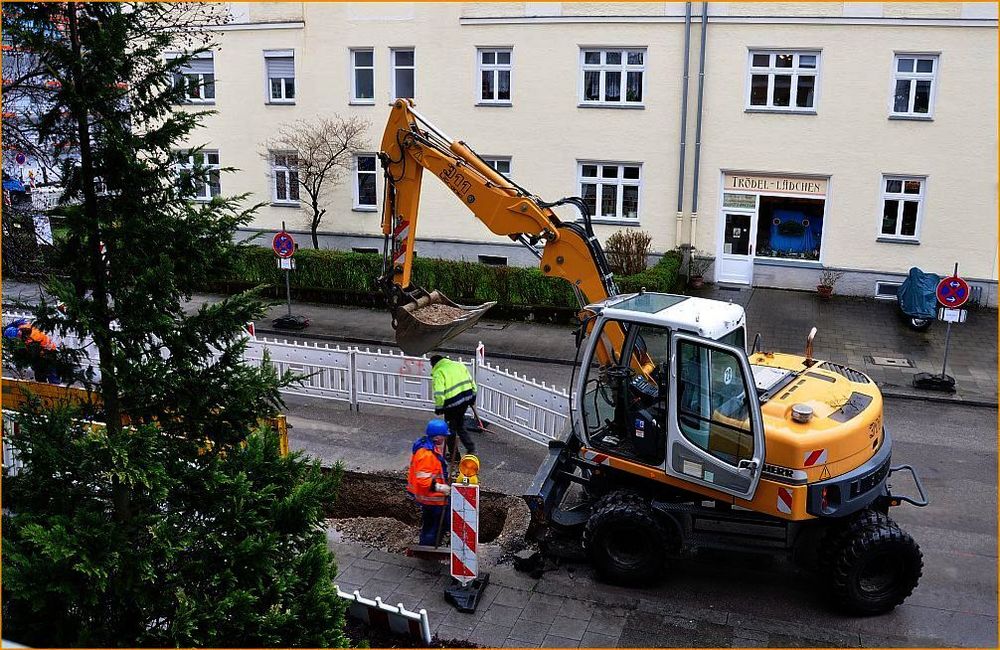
left=393, top=289, right=496, bottom=356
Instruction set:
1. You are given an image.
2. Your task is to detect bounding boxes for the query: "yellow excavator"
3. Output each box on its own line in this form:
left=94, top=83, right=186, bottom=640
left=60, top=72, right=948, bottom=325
left=378, top=99, right=928, bottom=614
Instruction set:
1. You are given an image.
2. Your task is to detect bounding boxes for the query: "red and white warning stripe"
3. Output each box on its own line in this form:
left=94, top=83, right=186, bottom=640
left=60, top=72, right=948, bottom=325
left=581, top=449, right=610, bottom=465
left=450, top=483, right=479, bottom=584
left=335, top=585, right=432, bottom=646
left=776, top=487, right=793, bottom=514
left=803, top=448, right=828, bottom=467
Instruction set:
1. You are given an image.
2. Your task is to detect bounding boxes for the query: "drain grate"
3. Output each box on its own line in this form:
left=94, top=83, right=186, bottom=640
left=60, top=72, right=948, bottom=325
left=867, top=356, right=914, bottom=368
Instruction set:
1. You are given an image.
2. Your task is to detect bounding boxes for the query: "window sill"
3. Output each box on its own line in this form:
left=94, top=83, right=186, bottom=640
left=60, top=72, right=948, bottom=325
left=271, top=202, right=301, bottom=209
left=754, top=257, right=822, bottom=269
left=352, top=206, right=378, bottom=213
left=350, top=100, right=376, bottom=106
left=744, top=108, right=816, bottom=115
left=888, top=114, right=933, bottom=122
left=176, top=101, right=216, bottom=106
left=267, top=100, right=296, bottom=106
left=877, top=236, right=920, bottom=245
left=475, top=101, right=513, bottom=108
left=577, top=103, right=645, bottom=110
left=579, top=218, right=641, bottom=226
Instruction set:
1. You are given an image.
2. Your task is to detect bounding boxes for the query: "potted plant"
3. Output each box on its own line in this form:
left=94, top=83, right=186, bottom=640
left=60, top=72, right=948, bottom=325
left=687, top=250, right=715, bottom=289
left=817, top=269, right=844, bottom=300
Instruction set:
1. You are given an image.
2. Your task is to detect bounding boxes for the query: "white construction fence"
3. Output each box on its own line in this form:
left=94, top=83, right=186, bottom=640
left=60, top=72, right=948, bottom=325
left=2, top=310, right=570, bottom=449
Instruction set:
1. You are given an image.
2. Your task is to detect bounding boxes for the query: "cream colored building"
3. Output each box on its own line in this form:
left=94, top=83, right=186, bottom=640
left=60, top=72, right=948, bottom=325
left=181, top=2, right=998, bottom=304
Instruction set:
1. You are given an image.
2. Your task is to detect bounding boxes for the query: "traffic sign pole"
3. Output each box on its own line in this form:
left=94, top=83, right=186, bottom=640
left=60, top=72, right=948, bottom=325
left=271, top=222, right=309, bottom=330
left=939, top=262, right=960, bottom=380
left=915, top=262, right=966, bottom=393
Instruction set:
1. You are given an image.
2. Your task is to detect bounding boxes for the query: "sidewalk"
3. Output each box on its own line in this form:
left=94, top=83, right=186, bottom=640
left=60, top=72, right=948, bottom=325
left=5, top=279, right=996, bottom=405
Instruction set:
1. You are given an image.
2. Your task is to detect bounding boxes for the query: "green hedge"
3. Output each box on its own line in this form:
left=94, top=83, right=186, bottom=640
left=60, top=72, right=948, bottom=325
left=218, top=245, right=681, bottom=311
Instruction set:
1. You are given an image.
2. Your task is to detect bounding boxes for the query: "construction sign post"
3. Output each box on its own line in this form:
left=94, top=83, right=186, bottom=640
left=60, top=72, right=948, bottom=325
left=449, top=483, right=479, bottom=584
left=444, top=480, right=489, bottom=613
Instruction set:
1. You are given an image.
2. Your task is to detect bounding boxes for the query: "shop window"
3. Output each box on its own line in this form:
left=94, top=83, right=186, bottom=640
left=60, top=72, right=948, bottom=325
left=747, top=50, right=819, bottom=112
left=755, top=195, right=824, bottom=261
left=891, top=54, right=938, bottom=118
left=880, top=176, right=924, bottom=241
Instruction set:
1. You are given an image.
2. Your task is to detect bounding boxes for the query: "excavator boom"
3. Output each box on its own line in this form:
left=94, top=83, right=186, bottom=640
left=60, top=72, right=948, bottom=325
left=378, top=99, right=622, bottom=357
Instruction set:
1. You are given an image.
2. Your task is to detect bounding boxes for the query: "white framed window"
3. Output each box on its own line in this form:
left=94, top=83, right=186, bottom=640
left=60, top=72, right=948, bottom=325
left=170, top=52, right=215, bottom=103
left=890, top=54, right=938, bottom=118
left=176, top=150, right=220, bottom=201
left=265, top=50, right=295, bottom=103
left=478, top=48, right=512, bottom=104
left=747, top=50, right=819, bottom=112
left=354, top=153, right=377, bottom=210
left=351, top=48, right=375, bottom=104
left=482, top=156, right=512, bottom=176
left=578, top=161, right=642, bottom=221
left=391, top=48, right=415, bottom=100
left=880, top=175, right=925, bottom=241
left=270, top=152, right=300, bottom=205
left=580, top=48, right=645, bottom=106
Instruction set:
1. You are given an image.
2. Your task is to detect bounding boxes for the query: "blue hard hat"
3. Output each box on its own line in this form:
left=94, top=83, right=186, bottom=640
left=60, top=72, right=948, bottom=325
left=426, top=418, right=451, bottom=437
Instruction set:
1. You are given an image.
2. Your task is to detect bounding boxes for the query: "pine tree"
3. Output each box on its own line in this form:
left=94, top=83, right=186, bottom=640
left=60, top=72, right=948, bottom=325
left=1, top=4, right=347, bottom=646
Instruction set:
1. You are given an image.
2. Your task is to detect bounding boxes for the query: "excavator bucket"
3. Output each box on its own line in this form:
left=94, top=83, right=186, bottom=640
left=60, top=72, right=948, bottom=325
left=393, top=290, right=496, bottom=356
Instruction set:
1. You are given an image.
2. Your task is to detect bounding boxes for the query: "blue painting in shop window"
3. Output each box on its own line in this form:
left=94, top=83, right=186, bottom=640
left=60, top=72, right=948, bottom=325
left=768, top=209, right=820, bottom=256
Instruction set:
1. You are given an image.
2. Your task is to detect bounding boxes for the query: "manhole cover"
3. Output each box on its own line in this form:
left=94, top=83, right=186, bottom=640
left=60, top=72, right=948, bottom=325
left=868, top=356, right=914, bottom=368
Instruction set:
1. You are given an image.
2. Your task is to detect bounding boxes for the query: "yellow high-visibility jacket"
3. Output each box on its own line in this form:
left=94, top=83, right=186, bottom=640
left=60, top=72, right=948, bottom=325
left=432, top=358, right=477, bottom=411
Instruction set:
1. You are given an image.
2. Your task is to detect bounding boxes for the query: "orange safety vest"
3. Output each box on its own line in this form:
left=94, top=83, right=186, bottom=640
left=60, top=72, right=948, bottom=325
left=407, top=446, right=448, bottom=506
left=20, top=325, right=54, bottom=351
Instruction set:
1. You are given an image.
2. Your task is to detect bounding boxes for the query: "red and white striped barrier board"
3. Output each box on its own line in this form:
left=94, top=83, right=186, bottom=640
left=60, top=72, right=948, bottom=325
left=450, top=483, right=479, bottom=585
left=335, top=585, right=432, bottom=646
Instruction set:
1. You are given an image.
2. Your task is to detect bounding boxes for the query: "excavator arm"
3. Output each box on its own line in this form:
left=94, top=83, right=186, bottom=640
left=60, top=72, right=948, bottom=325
left=379, top=99, right=623, bottom=359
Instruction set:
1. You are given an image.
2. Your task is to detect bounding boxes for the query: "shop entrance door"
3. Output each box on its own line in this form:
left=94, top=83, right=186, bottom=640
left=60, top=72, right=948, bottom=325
left=717, top=211, right=757, bottom=284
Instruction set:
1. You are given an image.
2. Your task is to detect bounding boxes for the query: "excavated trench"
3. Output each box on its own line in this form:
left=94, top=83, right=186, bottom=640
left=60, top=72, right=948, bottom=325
left=327, top=470, right=532, bottom=557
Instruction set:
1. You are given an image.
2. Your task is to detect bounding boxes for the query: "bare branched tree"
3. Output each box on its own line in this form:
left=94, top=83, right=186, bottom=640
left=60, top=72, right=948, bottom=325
left=261, top=116, right=370, bottom=248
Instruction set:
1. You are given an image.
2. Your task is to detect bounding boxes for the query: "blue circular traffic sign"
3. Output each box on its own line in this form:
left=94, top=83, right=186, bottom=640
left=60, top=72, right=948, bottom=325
left=14, top=152, right=26, bottom=165
left=272, top=231, right=295, bottom=259
left=936, top=276, right=970, bottom=308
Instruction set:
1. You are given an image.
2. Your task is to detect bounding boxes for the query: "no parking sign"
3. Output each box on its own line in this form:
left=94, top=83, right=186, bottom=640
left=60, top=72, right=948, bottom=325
left=936, top=275, right=970, bottom=308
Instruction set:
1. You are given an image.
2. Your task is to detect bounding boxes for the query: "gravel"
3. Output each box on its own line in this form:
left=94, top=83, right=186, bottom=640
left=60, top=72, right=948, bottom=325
left=410, top=303, right=466, bottom=325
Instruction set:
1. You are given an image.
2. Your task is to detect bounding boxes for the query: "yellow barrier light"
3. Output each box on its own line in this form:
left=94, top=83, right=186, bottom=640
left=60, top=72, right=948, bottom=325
left=458, top=454, right=480, bottom=484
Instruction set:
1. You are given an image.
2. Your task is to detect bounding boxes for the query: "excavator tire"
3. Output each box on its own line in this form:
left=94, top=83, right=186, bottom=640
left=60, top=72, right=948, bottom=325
left=583, top=490, right=673, bottom=586
left=816, top=509, right=887, bottom=577
left=826, top=512, right=923, bottom=615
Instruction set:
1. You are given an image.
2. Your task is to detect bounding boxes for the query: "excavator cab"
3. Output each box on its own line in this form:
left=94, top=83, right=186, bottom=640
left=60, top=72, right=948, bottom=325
left=391, top=287, right=495, bottom=356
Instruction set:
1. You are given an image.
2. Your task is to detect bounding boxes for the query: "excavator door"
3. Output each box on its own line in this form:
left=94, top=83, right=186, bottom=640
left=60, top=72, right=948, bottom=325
left=392, top=288, right=496, bottom=356
left=667, top=332, right=765, bottom=500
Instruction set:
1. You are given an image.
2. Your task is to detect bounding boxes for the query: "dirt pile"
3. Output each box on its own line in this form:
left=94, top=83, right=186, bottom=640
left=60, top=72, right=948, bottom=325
left=330, top=517, right=418, bottom=554
left=410, top=303, right=466, bottom=325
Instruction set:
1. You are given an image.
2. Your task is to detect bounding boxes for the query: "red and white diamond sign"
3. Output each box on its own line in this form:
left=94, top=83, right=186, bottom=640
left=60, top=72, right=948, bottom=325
left=450, top=483, right=479, bottom=585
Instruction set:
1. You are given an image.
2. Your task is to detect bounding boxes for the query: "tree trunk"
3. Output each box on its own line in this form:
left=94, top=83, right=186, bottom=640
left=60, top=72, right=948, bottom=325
left=311, top=198, right=321, bottom=249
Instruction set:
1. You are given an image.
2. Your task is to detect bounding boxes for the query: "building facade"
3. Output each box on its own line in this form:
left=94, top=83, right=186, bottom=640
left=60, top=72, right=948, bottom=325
left=179, top=2, right=998, bottom=304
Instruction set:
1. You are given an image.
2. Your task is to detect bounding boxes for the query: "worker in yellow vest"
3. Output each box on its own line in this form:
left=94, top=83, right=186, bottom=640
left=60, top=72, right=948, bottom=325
left=430, top=354, right=477, bottom=455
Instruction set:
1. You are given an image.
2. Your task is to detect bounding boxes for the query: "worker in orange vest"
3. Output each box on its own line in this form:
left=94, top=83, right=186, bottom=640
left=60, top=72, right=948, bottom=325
left=407, top=418, right=452, bottom=546
left=3, top=318, right=58, bottom=383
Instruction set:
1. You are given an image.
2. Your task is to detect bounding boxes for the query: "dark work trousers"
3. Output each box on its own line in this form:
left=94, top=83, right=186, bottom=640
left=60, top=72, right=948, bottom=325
left=444, top=404, right=476, bottom=456
left=419, top=503, right=450, bottom=546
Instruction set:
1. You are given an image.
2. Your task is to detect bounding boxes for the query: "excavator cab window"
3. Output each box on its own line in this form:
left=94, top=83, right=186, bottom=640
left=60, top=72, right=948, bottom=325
left=582, top=320, right=669, bottom=466
left=676, top=339, right=754, bottom=465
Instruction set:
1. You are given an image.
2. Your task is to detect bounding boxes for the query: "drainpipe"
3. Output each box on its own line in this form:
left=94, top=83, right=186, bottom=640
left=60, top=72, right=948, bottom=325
left=690, top=1, right=709, bottom=251
left=675, top=2, right=692, bottom=248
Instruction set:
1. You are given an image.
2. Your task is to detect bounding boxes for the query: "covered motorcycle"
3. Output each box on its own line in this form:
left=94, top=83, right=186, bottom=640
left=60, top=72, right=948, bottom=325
left=897, top=267, right=939, bottom=331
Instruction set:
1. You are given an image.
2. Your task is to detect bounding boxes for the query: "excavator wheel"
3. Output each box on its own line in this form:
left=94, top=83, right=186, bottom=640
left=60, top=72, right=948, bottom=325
left=823, top=510, right=923, bottom=615
left=583, top=490, right=675, bottom=586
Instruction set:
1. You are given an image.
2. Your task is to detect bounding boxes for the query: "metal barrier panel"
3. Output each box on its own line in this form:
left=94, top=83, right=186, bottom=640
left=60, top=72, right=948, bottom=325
left=353, top=348, right=438, bottom=411
left=2, top=411, right=24, bottom=476
left=247, top=337, right=353, bottom=403
left=475, top=362, right=569, bottom=445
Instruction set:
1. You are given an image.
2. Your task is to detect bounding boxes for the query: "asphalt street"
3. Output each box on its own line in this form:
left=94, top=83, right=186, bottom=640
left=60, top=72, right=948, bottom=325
left=287, top=394, right=998, bottom=647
